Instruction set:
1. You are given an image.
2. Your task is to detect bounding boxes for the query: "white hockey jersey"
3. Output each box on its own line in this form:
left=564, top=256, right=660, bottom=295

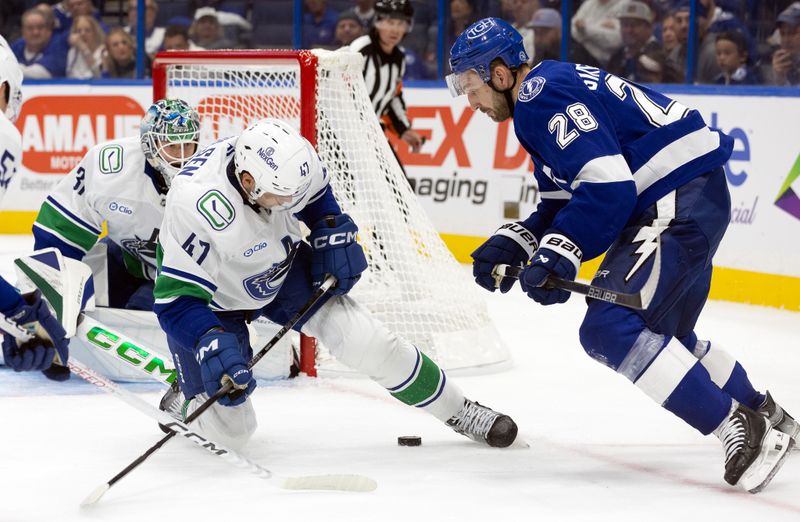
left=154, top=137, right=330, bottom=311
left=0, top=113, right=22, bottom=206
left=32, top=136, right=167, bottom=279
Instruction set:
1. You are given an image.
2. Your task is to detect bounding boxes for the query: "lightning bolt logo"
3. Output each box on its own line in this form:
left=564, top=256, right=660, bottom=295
left=626, top=226, right=661, bottom=283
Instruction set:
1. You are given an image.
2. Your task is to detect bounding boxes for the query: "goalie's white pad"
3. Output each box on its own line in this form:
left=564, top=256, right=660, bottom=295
left=14, top=248, right=95, bottom=337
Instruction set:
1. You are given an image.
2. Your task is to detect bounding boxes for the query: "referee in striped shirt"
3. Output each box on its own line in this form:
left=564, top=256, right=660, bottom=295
left=349, top=0, right=423, bottom=172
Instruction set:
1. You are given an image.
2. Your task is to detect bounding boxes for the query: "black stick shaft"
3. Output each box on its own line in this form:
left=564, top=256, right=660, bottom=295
left=495, top=265, right=644, bottom=310
left=101, top=276, right=336, bottom=492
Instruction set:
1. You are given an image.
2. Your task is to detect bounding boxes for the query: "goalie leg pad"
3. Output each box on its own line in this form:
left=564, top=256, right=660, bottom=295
left=303, top=296, right=464, bottom=422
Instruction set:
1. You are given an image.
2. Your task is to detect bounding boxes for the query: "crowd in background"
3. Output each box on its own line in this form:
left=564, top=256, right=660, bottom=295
left=0, top=0, right=798, bottom=85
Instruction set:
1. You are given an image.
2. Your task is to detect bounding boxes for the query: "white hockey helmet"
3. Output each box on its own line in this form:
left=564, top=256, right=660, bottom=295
left=234, top=118, right=316, bottom=210
left=0, top=35, right=23, bottom=123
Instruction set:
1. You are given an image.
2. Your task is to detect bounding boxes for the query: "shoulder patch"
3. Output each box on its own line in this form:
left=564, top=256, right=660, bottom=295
left=518, top=76, right=546, bottom=103
left=196, top=189, right=235, bottom=231
left=99, top=144, right=123, bottom=174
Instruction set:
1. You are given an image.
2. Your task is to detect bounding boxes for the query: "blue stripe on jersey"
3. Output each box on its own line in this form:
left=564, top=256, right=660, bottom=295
left=160, top=266, right=217, bottom=293
left=32, top=225, right=88, bottom=260
left=387, top=347, right=422, bottom=392
left=46, top=196, right=102, bottom=235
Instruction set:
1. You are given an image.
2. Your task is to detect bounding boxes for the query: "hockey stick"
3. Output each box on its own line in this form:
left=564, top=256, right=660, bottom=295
left=492, top=264, right=649, bottom=310
left=68, top=357, right=375, bottom=501
left=83, top=275, right=376, bottom=506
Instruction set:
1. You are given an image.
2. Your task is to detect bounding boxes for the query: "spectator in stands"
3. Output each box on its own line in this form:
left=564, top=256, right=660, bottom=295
left=607, top=1, right=676, bottom=82
left=102, top=26, right=148, bottom=79
left=510, top=0, right=539, bottom=61
left=530, top=8, right=601, bottom=67
left=303, top=0, right=339, bottom=49
left=53, top=0, right=108, bottom=36
left=66, top=14, right=104, bottom=78
left=667, top=0, right=720, bottom=83
left=571, top=0, right=625, bottom=66
left=347, top=0, right=377, bottom=29
left=441, top=0, right=480, bottom=70
left=11, top=7, right=68, bottom=78
left=190, top=8, right=235, bottom=49
left=770, top=2, right=800, bottom=85
left=334, top=11, right=364, bottom=47
left=126, top=0, right=165, bottom=58
left=661, top=13, right=679, bottom=54
left=713, top=30, right=759, bottom=84
left=636, top=46, right=670, bottom=82
left=163, top=24, right=204, bottom=51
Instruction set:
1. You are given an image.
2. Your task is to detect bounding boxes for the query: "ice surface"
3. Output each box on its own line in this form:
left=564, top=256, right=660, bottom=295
left=1, top=235, right=798, bottom=521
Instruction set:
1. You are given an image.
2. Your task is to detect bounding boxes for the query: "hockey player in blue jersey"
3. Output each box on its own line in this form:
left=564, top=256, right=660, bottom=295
left=448, top=18, right=796, bottom=493
left=0, top=35, right=70, bottom=379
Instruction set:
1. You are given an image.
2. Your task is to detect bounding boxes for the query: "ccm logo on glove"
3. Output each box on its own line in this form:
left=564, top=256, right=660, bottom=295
left=312, top=231, right=358, bottom=249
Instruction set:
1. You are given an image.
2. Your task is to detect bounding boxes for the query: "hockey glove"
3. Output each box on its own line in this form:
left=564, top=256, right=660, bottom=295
left=1, top=291, right=69, bottom=379
left=309, top=214, right=368, bottom=296
left=471, top=222, right=538, bottom=293
left=196, top=330, right=255, bottom=407
left=520, top=233, right=582, bottom=306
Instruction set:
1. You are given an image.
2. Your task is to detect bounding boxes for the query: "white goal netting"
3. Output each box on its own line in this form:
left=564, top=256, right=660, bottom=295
left=156, top=49, right=510, bottom=372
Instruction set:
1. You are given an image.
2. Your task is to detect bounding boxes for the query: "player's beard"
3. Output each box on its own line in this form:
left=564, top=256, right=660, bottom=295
left=487, top=90, right=512, bottom=122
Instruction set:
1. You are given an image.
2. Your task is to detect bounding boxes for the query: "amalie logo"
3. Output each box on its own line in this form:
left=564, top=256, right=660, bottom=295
left=17, top=96, right=144, bottom=174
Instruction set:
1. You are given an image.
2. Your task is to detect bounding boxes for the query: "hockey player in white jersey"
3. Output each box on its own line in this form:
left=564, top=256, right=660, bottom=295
left=21, top=98, right=199, bottom=378
left=153, top=118, right=518, bottom=450
left=0, top=35, right=71, bottom=379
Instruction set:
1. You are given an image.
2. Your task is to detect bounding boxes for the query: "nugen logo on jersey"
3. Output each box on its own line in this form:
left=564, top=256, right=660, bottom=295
left=257, top=147, right=278, bottom=170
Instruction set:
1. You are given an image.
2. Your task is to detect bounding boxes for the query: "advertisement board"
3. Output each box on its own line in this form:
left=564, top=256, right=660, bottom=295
left=1, top=83, right=799, bottom=308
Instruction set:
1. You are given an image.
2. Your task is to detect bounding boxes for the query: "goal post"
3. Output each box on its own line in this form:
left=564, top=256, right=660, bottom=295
left=152, top=49, right=511, bottom=375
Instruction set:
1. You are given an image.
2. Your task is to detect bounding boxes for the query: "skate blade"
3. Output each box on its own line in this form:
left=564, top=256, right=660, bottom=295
left=741, top=431, right=794, bottom=494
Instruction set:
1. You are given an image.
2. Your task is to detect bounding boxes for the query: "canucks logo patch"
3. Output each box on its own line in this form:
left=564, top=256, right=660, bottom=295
left=242, top=240, right=297, bottom=300
left=518, top=76, right=546, bottom=103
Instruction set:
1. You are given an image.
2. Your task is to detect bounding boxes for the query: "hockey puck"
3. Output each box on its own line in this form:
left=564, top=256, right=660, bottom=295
left=397, top=436, right=422, bottom=447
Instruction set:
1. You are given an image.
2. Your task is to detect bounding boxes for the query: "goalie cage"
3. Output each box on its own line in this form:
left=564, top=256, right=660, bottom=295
left=152, top=49, right=511, bottom=376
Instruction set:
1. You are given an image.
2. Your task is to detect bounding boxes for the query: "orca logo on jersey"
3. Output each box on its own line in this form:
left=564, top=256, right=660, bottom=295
left=518, top=76, right=545, bottom=103
left=243, top=240, right=298, bottom=300
left=467, top=19, right=494, bottom=39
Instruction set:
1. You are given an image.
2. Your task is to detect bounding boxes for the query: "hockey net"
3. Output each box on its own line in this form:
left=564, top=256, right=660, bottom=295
left=152, top=49, right=510, bottom=374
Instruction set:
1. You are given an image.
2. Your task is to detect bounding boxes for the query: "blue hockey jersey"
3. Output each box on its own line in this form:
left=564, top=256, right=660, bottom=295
left=515, top=60, right=733, bottom=261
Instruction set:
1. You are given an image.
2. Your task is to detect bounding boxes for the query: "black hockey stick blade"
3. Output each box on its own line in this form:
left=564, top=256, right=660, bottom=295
left=492, top=264, right=645, bottom=310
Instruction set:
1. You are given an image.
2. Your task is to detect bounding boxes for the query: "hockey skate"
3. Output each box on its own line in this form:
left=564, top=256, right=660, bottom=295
left=757, top=391, right=799, bottom=448
left=446, top=398, right=518, bottom=448
left=715, top=403, right=794, bottom=493
left=158, top=381, right=189, bottom=434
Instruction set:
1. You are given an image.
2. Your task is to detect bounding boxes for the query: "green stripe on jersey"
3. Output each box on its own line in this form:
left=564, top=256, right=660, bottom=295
left=153, top=274, right=212, bottom=303
left=122, top=249, right=146, bottom=279
left=390, top=352, right=443, bottom=406
left=35, top=201, right=98, bottom=251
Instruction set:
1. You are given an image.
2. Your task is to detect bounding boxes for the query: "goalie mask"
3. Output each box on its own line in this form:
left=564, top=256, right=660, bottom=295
left=140, top=99, right=200, bottom=187
left=0, top=35, right=23, bottom=123
left=234, top=118, right=316, bottom=211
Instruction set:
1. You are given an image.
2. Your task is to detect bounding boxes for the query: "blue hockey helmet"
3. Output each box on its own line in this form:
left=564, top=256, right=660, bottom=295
left=446, top=18, right=529, bottom=97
